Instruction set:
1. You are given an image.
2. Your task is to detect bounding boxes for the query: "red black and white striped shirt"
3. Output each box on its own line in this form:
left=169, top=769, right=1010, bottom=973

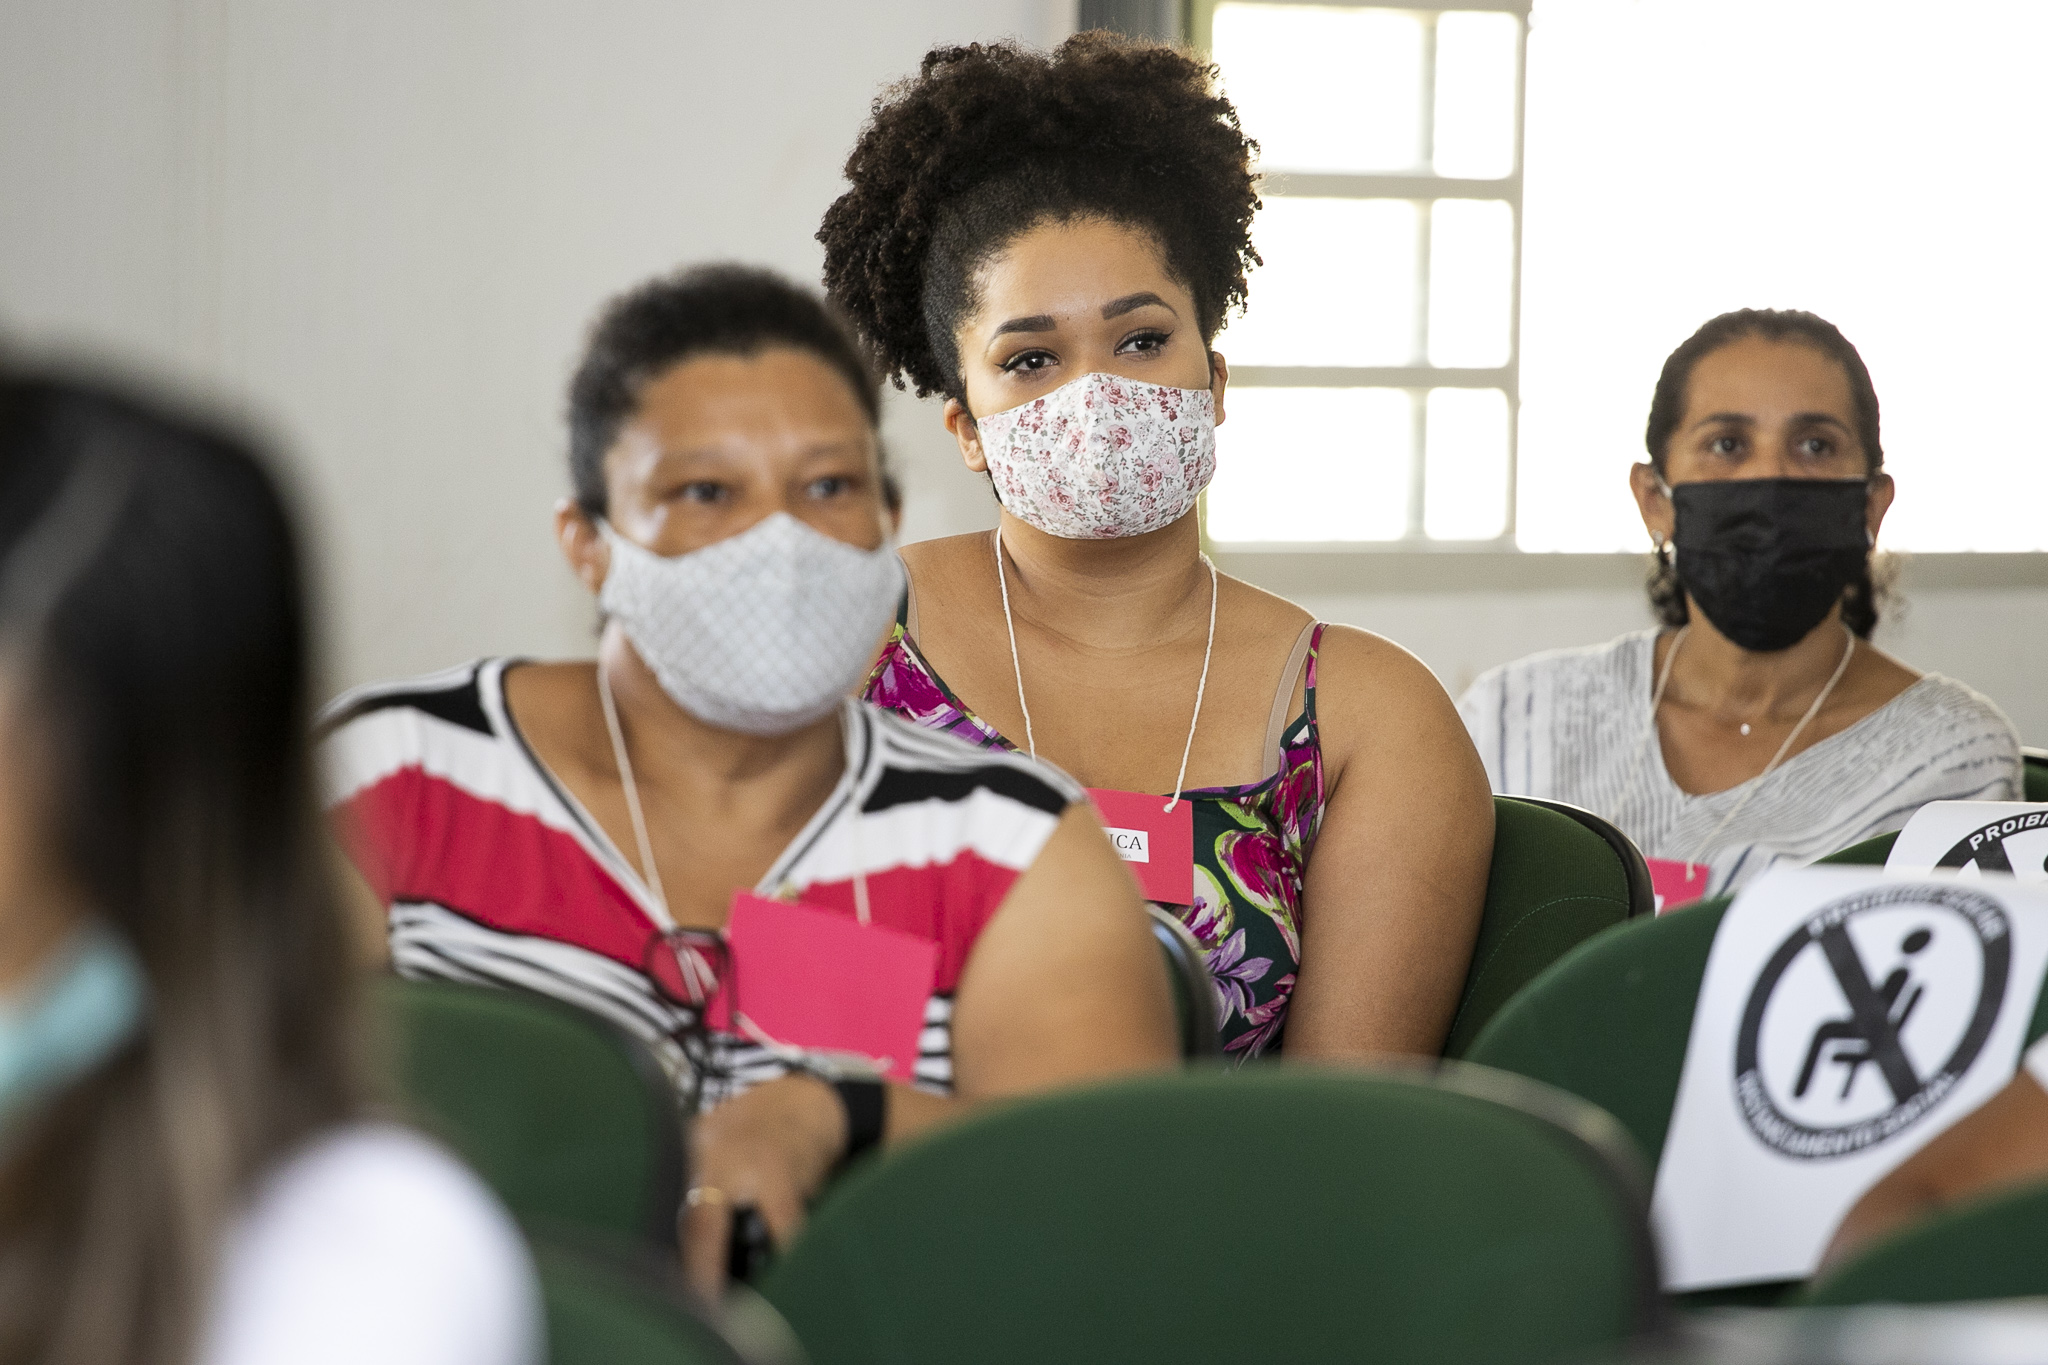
left=319, top=659, right=1080, bottom=1108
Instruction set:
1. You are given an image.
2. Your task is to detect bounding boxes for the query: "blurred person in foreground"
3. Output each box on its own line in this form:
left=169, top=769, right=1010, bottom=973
left=0, top=376, right=537, bottom=1365
left=1461, top=309, right=2019, bottom=904
left=1823, top=1035, right=2048, bottom=1270
left=319, top=265, right=1177, bottom=1298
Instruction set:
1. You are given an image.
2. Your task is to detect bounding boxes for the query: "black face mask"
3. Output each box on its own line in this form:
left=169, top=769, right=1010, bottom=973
left=1669, top=478, right=1871, bottom=653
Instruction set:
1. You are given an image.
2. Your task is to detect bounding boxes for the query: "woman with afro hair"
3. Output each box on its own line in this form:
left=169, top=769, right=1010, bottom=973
left=823, top=33, right=1493, bottom=1060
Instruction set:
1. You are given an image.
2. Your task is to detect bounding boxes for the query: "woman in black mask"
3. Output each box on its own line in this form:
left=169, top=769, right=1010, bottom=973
left=1461, top=309, right=2022, bottom=905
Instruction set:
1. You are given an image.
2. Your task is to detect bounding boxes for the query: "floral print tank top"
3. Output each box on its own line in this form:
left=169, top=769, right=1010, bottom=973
left=861, top=621, right=1328, bottom=1058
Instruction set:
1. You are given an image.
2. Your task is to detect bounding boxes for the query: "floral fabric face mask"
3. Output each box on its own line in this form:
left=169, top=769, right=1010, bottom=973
left=973, top=372, right=1217, bottom=540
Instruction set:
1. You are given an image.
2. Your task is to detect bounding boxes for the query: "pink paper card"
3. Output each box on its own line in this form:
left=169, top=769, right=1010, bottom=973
left=1087, top=787, right=1195, bottom=906
left=706, top=892, right=938, bottom=1083
left=1646, top=857, right=1711, bottom=914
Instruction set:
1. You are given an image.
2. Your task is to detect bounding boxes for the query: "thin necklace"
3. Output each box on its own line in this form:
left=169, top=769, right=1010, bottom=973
left=993, top=529, right=1217, bottom=815
left=1648, top=623, right=1859, bottom=869
left=598, top=660, right=674, bottom=928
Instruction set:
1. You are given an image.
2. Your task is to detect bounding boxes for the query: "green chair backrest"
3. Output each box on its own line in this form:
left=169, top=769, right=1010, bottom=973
left=1464, top=898, right=1731, bottom=1173
left=762, top=1067, right=1661, bottom=1365
left=1798, top=1179, right=2048, bottom=1307
left=1467, top=893, right=2048, bottom=1307
left=375, top=977, right=684, bottom=1248
left=1443, top=796, right=1652, bottom=1058
left=533, top=1236, right=754, bottom=1365
left=1147, top=905, right=1221, bottom=1058
left=2024, top=748, right=2048, bottom=803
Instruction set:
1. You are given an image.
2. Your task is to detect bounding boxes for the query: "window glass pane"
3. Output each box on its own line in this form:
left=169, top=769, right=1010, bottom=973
left=1427, top=199, right=1514, bottom=368
left=1433, top=12, right=1520, bottom=179
left=1223, top=197, right=1419, bottom=367
left=1208, top=387, right=1411, bottom=542
left=1518, top=0, right=2048, bottom=551
left=1423, top=387, right=1508, bottom=540
left=1211, top=4, right=1424, bottom=173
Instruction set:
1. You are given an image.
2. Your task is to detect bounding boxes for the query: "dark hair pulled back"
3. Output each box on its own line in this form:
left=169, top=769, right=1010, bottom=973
left=818, top=33, right=1261, bottom=402
left=1643, top=308, right=1887, bottom=638
left=567, top=264, right=889, bottom=517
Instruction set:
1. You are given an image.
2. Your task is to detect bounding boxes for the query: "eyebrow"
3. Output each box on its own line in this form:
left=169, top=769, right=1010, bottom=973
left=990, top=314, right=1057, bottom=339
left=1102, top=291, right=1176, bottom=320
left=1690, top=411, right=1852, bottom=432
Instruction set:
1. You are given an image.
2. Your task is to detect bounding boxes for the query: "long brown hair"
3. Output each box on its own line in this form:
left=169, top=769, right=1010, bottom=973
left=0, top=377, right=359, bottom=1364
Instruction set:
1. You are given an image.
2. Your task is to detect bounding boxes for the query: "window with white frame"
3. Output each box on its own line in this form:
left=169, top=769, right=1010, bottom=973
left=1197, top=1, right=1528, bottom=546
left=1201, top=0, right=2048, bottom=555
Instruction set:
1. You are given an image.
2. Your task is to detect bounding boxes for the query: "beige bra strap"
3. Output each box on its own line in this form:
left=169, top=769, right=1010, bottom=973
left=1262, top=620, right=1318, bottom=779
left=904, top=567, right=920, bottom=640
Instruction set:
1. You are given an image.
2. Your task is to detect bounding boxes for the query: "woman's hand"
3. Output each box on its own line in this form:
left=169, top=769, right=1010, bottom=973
left=680, top=1073, right=846, bottom=1302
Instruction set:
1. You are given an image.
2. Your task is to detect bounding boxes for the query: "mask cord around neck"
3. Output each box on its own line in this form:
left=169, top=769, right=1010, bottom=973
left=993, top=530, right=1040, bottom=762
left=1669, top=623, right=1858, bottom=870
left=598, top=661, right=672, bottom=926
left=992, top=529, right=1218, bottom=814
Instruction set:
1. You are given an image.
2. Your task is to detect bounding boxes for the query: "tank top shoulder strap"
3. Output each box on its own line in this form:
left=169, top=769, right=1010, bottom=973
left=1262, top=621, right=1326, bottom=776
left=1303, top=622, right=1328, bottom=724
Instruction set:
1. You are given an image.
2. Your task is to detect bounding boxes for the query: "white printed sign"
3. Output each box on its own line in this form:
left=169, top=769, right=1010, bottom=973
left=1887, top=802, right=2048, bottom=883
left=1106, top=827, right=1151, bottom=863
left=1651, top=866, right=2048, bottom=1291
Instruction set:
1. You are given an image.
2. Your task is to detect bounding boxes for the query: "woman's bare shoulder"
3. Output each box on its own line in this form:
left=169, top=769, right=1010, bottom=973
left=1312, top=623, right=1447, bottom=701
left=1215, top=571, right=1314, bottom=645
left=899, top=532, right=993, bottom=576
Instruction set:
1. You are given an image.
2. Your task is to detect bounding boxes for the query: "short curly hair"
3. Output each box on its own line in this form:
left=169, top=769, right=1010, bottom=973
left=818, top=33, right=1261, bottom=402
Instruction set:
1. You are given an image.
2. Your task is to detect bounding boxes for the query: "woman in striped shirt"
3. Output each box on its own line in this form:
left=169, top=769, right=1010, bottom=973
left=323, top=266, right=1175, bottom=1295
left=1460, top=309, right=2021, bottom=904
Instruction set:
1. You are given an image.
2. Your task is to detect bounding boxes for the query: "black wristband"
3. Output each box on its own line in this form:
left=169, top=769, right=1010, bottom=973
left=830, top=1076, right=886, bottom=1167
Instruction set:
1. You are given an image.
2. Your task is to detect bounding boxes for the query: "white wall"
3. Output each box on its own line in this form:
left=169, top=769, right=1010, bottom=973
left=2, top=1, right=2040, bottom=746
left=0, top=0, right=1041, bottom=693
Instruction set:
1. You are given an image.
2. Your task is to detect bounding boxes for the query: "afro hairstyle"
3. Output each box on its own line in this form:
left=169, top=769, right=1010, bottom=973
left=817, top=32, right=1261, bottom=402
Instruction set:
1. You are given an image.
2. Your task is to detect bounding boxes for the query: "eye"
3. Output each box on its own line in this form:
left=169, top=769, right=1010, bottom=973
left=1116, top=328, right=1170, bottom=355
left=1000, top=348, right=1057, bottom=375
left=1708, top=435, right=1742, bottom=456
left=1796, top=435, right=1834, bottom=458
left=806, top=474, right=856, bottom=499
left=676, top=480, right=728, bottom=505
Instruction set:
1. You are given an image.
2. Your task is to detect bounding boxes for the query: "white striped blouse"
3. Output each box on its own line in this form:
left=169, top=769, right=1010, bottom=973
left=1458, top=629, right=2023, bottom=898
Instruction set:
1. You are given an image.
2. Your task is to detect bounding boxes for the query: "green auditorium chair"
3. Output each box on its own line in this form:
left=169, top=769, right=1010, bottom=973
left=533, top=1235, right=778, bottom=1365
left=1464, top=900, right=1726, bottom=1176
left=1441, top=795, right=1656, bottom=1058
left=1147, top=905, right=1222, bottom=1058
left=1465, top=900, right=2048, bottom=1307
left=2024, top=746, right=2048, bottom=802
left=1459, top=898, right=1783, bottom=1304
left=376, top=976, right=685, bottom=1249
left=761, top=1066, right=1665, bottom=1365
left=1797, top=1180, right=2048, bottom=1307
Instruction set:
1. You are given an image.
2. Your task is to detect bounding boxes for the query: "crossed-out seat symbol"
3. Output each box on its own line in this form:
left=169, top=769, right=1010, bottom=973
left=1792, top=925, right=1933, bottom=1103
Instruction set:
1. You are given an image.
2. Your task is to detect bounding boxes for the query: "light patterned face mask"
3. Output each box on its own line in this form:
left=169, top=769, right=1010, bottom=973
left=974, top=372, right=1216, bottom=540
left=598, top=512, right=904, bottom=736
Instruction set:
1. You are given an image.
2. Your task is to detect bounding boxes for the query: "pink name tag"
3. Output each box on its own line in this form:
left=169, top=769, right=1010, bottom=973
left=705, top=892, right=939, bottom=1083
left=1087, top=787, right=1195, bottom=906
left=1646, top=857, right=1711, bottom=914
